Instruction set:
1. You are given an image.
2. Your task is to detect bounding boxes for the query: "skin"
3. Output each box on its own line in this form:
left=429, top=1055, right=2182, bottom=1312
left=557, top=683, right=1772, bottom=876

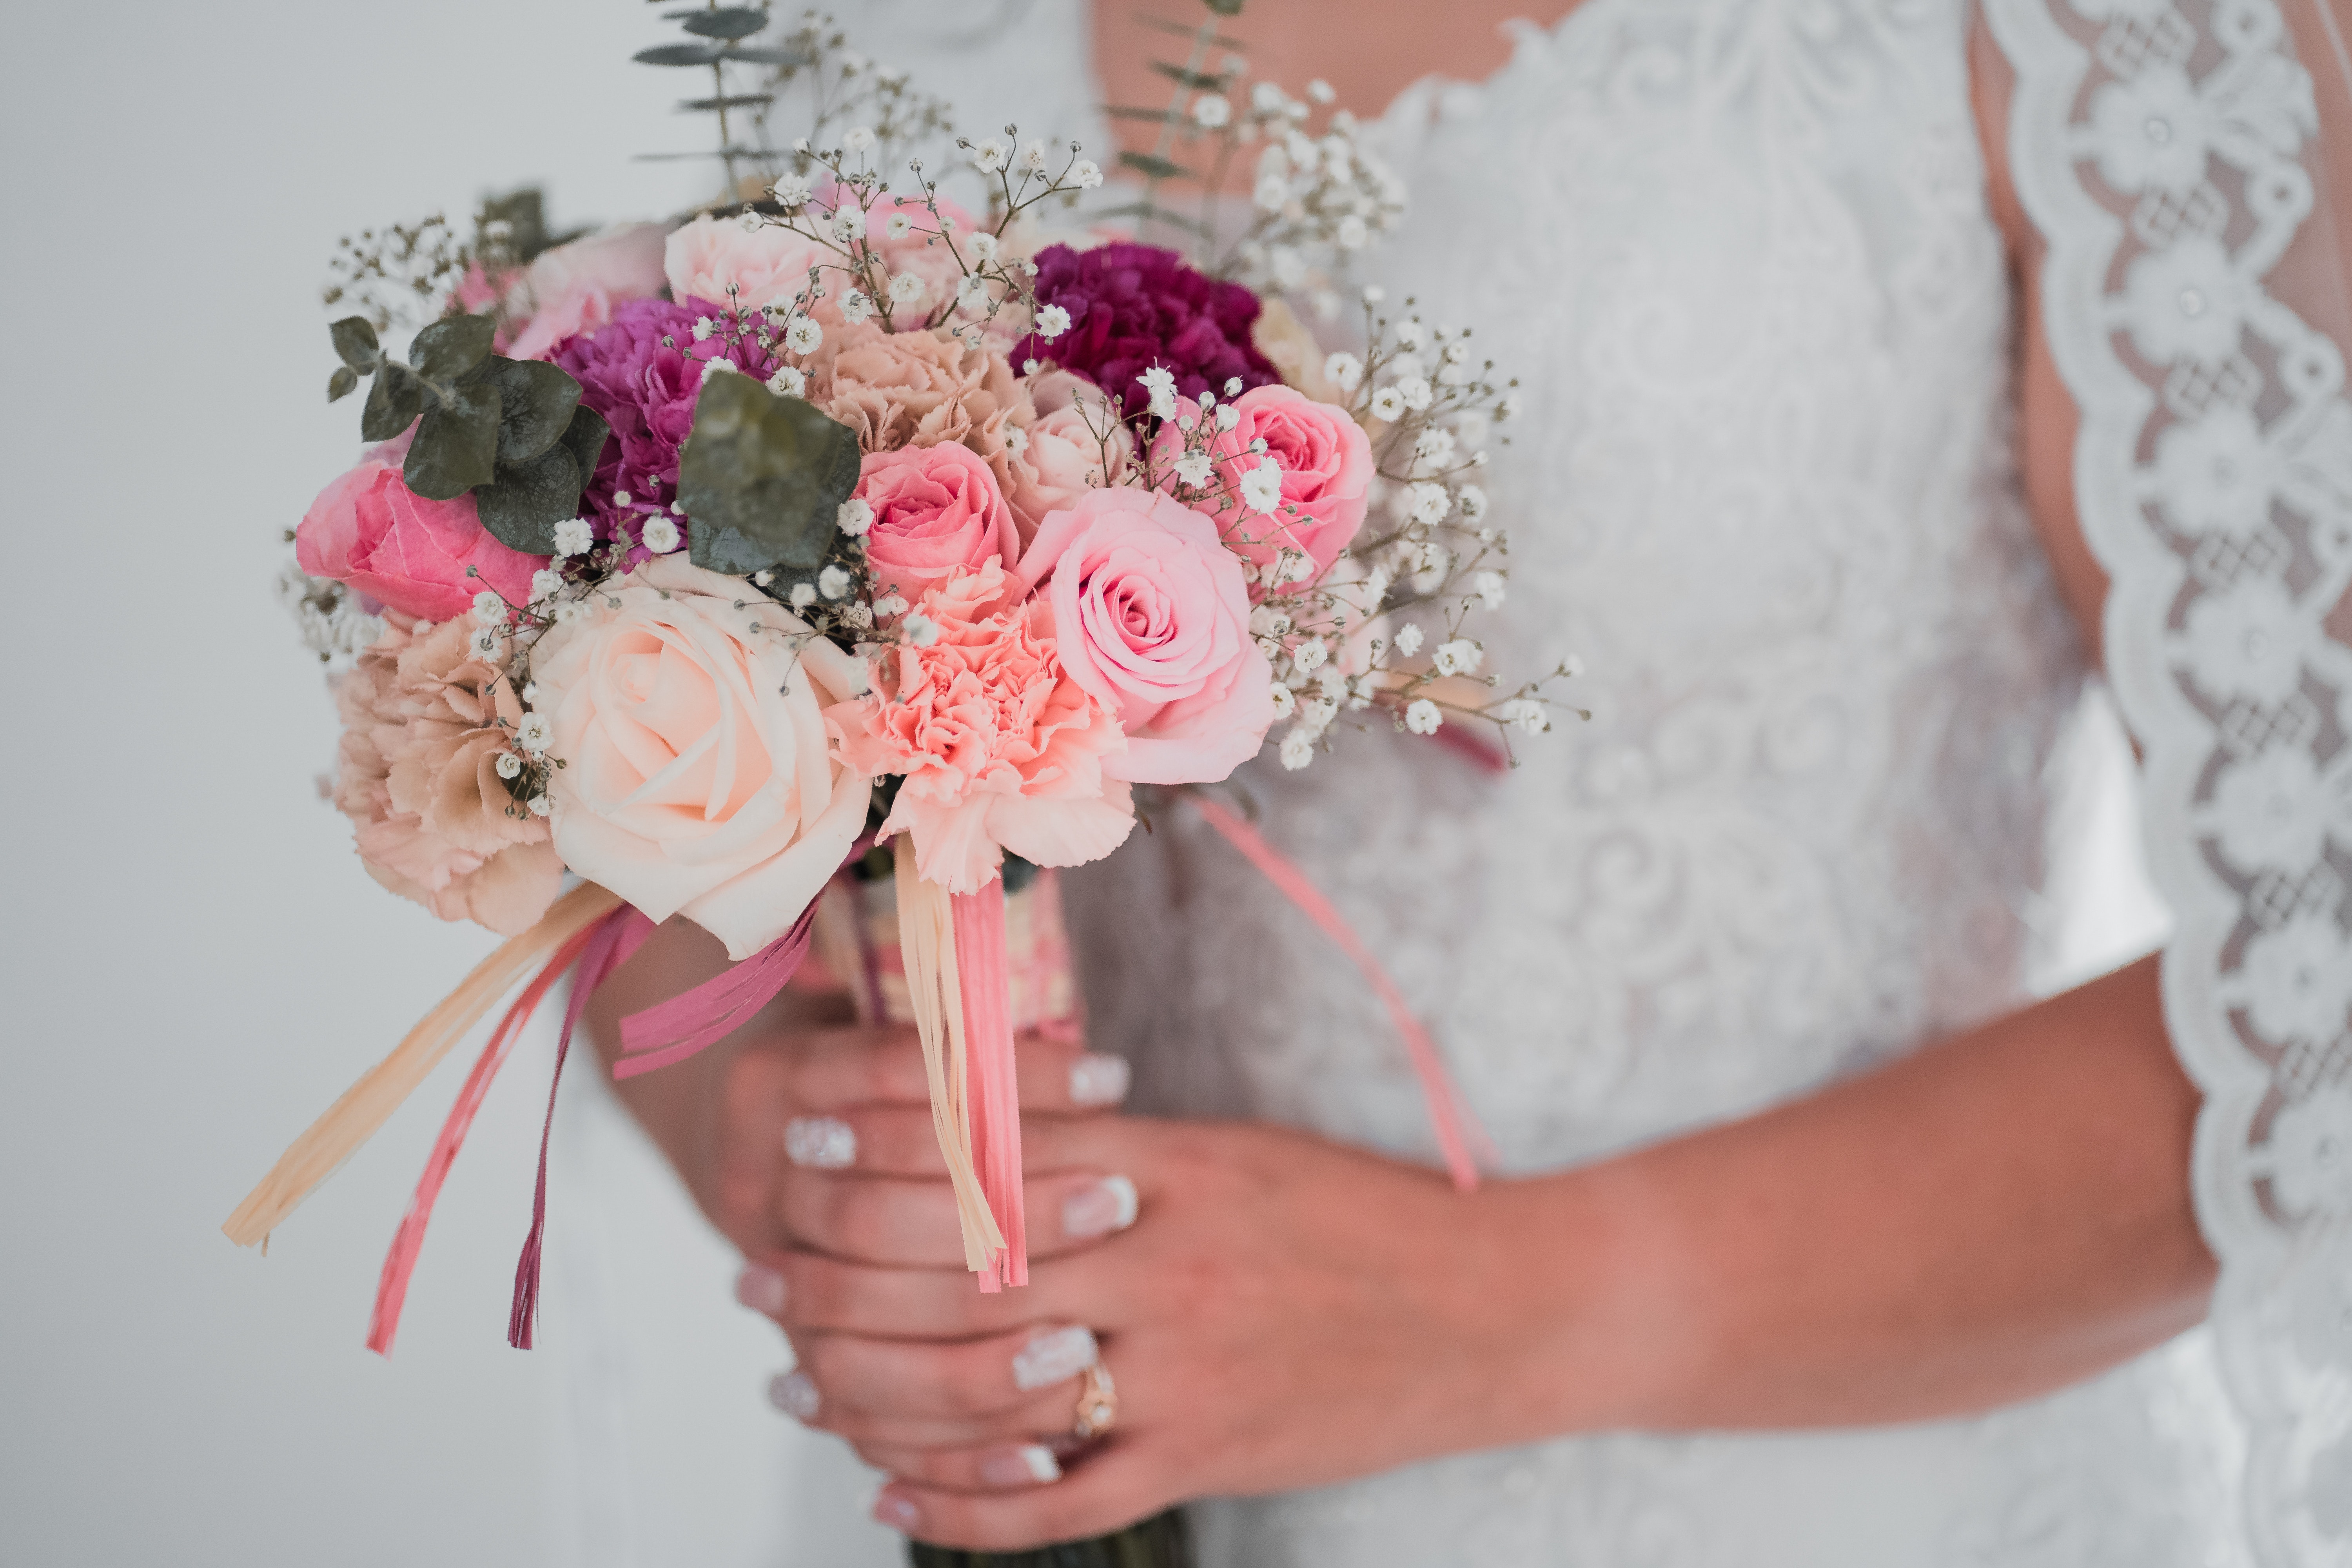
left=590, top=0, right=2352, bottom=1551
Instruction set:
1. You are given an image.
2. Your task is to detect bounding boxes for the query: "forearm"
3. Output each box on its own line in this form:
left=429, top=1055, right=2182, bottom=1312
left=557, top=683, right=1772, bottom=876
left=1479, top=954, right=2214, bottom=1436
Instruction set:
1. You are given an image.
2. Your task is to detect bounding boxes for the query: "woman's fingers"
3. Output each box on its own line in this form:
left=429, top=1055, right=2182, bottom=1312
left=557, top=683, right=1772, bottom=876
left=851, top=1439, right=1076, bottom=1492
left=776, top=1025, right=1126, bottom=1118
left=774, top=1161, right=1141, bottom=1267
left=870, top=1443, right=1174, bottom=1552
left=791, top=1320, right=1100, bottom=1423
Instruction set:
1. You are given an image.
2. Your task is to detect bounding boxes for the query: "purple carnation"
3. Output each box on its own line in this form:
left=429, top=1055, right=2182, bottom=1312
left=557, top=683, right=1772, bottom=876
left=552, top=296, right=775, bottom=545
left=1016, top=243, right=1277, bottom=420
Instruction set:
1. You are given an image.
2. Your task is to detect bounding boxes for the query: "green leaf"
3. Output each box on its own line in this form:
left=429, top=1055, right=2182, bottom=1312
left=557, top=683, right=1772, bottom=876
left=1201, top=0, right=1245, bottom=15
left=476, top=356, right=582, bottom=465
left=329, top=316, right=381, bottom=371
left=327, top=365, right=360, bottom=402
left=681, top=7, right=767, bottom=37
left=677, top=374, right=861, bottom=575
left=677, top=93, right=775, bottom=110
left=360, top=361, right=425, bottom=442
left=722, top=45, right=812, bottom=65
left=404, top=380, right=501, bottom=499
left=1148, top=61, right=1229, bottom=92
left=1117, top=151, right=1198, bottom=183
left=634, top=40, right=727, bottom=65
left=557, top=403, right=612, bottom=488
left=409, top=314, right=496, bottom=384
left=474, top=445, right=580, bottom=553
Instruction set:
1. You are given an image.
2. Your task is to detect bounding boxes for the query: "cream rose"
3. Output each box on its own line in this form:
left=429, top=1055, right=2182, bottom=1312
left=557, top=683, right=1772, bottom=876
left=530, top=557, right=871, bottom=958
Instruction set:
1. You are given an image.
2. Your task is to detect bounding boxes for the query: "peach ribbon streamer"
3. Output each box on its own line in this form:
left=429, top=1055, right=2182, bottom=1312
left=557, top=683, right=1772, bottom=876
left=221, top=881, right=627, bottom=1251
left=953, top=881, right=1027, bottom=1291
left=894, top=838, right=1011, bottom=1282
left=1189, top=794, right=1492, bottom=1190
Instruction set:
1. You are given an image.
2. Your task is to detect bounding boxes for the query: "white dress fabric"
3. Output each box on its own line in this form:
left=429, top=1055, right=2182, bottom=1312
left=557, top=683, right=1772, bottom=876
left=547, top=0, right=2350, bottom=1561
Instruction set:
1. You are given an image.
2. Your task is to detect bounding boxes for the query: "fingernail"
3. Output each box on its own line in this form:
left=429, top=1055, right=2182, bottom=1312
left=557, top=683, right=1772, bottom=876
left=784, top=1115, right=855, bottom=1169
left=873, top=1490, right=921, bottom=1532
left=1062, top=1174, right=1139, bottom=1238
left=1069, top=1053, right=1131, bottom=1107
left=1012, top=1324, right=1099, bottom=1391
left=734, top=1264, right=787, bottom=1316
left=768, top=1369, right=820, bottom=1420
left=979, top=1444, right=1063, bottom=1486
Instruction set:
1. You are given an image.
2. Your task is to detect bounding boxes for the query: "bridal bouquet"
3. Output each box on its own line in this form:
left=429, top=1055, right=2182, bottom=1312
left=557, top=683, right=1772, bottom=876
left=232, top=1, right=1572, bottom=1390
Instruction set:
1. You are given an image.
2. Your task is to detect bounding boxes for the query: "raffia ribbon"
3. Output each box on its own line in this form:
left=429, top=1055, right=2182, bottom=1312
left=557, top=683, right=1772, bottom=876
left=892, top=838, right=1007, bottom=1278
left=221, top=881, right=626, bottom=1250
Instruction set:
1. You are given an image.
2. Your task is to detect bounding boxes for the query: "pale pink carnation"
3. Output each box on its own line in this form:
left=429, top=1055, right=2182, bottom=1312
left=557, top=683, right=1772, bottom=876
left=858, top=442, right=1022, bottom=606
left=332, top=615, right=562, bottom=936
left=828, top=562, right=1132, bottom=894
left=1153, top=383, right=1371, bottom=584
left=1016, top=487, right=1272, bottom=784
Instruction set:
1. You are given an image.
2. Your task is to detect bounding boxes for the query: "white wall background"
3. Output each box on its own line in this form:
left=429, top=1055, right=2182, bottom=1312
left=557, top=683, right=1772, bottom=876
left=0, top=4, right=899, bottom=1564
left=0, top=4, right=2167, bottom=1564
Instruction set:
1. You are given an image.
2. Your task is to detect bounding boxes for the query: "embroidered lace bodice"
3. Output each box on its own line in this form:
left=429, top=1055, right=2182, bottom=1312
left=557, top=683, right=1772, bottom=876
left=548, top=2, right=2350, bottom=1562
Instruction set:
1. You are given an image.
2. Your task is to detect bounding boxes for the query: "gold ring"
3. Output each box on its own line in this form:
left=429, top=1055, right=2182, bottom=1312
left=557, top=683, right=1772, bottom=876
left=1072, top=1362, right=1118, bottom=1441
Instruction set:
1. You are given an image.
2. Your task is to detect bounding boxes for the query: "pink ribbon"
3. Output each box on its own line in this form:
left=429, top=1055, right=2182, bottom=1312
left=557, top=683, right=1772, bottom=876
left=953, top=883, right=1027, bottom=1290
left=611, top=904, right=820, bottom=1081
left=1189, top=794, right=1492, bottom=1191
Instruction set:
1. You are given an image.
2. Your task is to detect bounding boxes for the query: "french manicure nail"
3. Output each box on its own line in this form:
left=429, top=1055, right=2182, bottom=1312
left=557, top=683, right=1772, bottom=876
left=1069, top=1053, right=1132, bottom=1107
left=784, top=1115, right=855, bottom=1169
left=734, top=1264, right=787, bottom=1316
left=978, top=1445, right=1063, bottom=1486
left=768, top=1369, right=820, bottom=1420
left=1012, top=1325, right=1100, bottom=1391
left=873, top=1491, right=921, bottom=1532
left=1062, top=1174, right=1139, bottom=1238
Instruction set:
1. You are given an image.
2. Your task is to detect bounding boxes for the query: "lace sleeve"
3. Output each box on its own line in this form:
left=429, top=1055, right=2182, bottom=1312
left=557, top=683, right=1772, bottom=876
left=1983, top=0, right=2352, bottom=1558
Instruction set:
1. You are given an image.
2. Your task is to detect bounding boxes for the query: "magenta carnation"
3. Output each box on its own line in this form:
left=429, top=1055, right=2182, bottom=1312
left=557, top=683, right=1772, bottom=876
left=1015, top=243, right=1277, bottom=420
left=551, top=296, right=775, bottom=545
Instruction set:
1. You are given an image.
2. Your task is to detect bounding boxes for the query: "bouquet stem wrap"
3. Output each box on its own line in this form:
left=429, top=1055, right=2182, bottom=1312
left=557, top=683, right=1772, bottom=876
left=952, top=878, right=1027, bottom=1291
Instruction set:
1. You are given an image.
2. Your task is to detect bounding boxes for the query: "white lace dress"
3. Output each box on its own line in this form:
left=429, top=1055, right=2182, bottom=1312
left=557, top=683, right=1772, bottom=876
left=552, top=1, right=2352, bottom=1562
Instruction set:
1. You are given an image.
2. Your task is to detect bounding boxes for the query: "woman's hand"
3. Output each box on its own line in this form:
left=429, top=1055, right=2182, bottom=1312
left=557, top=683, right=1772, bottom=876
left=737, top=1118, right=1627, bottom=1550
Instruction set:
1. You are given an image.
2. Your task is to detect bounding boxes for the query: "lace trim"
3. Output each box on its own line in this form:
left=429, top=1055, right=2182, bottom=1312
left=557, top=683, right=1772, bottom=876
left=1986, top=0, right=2352, bottom=1559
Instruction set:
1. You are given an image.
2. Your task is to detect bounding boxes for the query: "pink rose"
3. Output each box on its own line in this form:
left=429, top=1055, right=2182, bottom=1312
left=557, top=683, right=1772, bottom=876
left=506, top=223, right=670, bottom=361
left=857, top=441, right=1022, bottom=605
left=1002, top=370, right=1133, bottom=543
left=828, top=562, right=1132, bottom=894
left=334, top=614, right=563, bottom=936
left=296, top=435, right=546, bottom=622
left=666, top=213, right=824, bottom=316
left=530, top=557, right=873, bottom=960
left=1016, top=488, right=1272, bottom=784
left=1155, top=383, right=1371, bottom=584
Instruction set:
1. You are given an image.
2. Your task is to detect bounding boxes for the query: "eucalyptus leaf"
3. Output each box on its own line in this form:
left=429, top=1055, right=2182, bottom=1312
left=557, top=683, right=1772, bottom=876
left=360, top=361, right=425, bottom=442
left=722, top=45, right=812, bottom=65
left=1201, top=0, right=1245, bottom=15
left=329, top=316, right=381, bottom=372
left=328, top=365, right=360, bottom=402
left=677, top=93, right=775, bottom=109
left=409, top=314, right=496, bottom=384
left=474, top=444, right=580, bottom=553
left=557, top=403, right=612, bottom=486
left=1148, top=61, right=1228, bottom=91
left=633, top=40, right=728, bottom=65
left=405, top=380, right=501, bottom=499
left=477, top=356, right=582, bottom=465
left=677, top=375, right=861, bottom=575
left=681, top=7, right=767, bottom=37
left=1117, top=151, right=1198, bottom=182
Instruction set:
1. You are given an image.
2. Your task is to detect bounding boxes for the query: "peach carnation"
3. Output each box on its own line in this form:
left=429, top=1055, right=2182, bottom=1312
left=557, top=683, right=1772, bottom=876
left=822, top=326, right=1033, bottom=456
left=332, top=615, right=562, bottom=935
left=828, top=562, right=1132, bottom=894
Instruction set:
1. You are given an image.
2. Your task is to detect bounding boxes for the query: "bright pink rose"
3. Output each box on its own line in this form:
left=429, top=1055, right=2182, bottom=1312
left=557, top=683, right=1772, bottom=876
left=506, top=223, right=669, bottom=361
left=1155, top=383, right=1371, bottom=584
left=1015, top=488, right=1272, bottom=784
left=857, top=442, right=1022, bottom=606
left=296, top=436, right=546, bottom=622
left=828, top=562, right=1132, bottom=894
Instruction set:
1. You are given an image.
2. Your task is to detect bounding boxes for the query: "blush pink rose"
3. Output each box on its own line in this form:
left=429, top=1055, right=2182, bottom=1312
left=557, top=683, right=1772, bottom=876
left=506, top=223, right=670, bottom=361
left=828, top=561, right=1132, bottom=894
left=666, top=213, right=824, bottom=316
left=1001, top=369, right=1133, bottom=543
left=296, top=434, right=546, bottom=622
left=1154, top=383, right=1371, bottom=583
left=1015, top=488, right=1272, bottom=784
left=530, top=557, right=873, bottom=960
left=857, top=441, right=1022, bottom=605
left=334, top=614, right=563, bottom=935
